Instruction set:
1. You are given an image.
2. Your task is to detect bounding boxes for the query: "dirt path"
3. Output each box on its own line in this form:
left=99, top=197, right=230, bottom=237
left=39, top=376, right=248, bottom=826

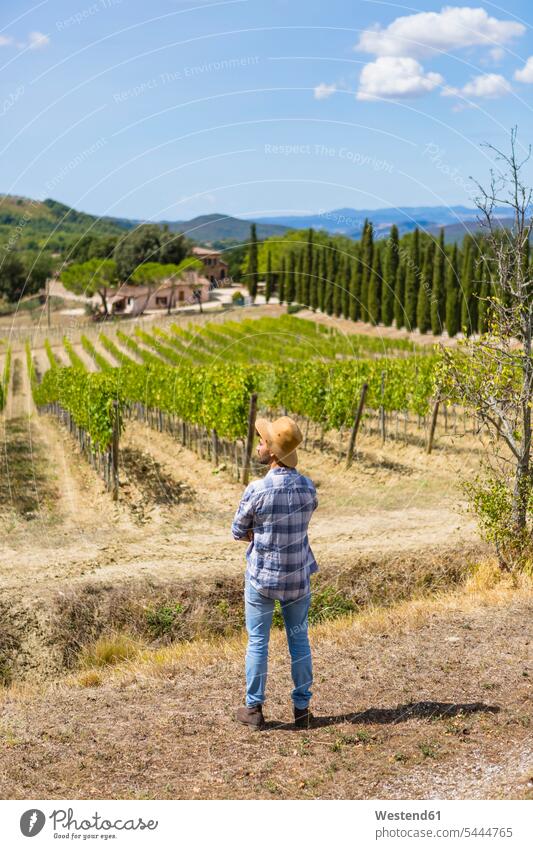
left=72, top=342, right=98, bottom=371
left=0, top=585, right=530, bottom=800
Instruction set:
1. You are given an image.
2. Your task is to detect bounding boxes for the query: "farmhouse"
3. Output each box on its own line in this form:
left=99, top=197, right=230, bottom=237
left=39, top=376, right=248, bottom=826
left=109, top=271, right=211, bottom=316
left=191, top=246, right=228, bottom=284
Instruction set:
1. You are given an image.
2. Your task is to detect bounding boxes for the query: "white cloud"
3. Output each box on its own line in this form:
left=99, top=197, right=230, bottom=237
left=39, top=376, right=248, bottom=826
left=514, top=56, right=533, bottom=83
left=489, top=46, right=505, bottom=62
left=356, top=56, right=443, bottom=101
left=314, top=82, right=337, bottom=100
left=27, top=31, right=50, bottom=49
left=357, top=6, right=524, bottom=59
left=0, top=35, right=13, bottom=47
left=443, top=72, right=512, bottom=98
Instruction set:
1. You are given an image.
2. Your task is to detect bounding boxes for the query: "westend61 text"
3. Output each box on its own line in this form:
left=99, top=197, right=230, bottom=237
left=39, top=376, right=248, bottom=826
left=375, top=810, right=441, bottom=820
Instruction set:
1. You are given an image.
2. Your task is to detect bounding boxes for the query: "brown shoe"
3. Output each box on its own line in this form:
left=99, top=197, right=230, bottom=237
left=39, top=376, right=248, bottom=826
left=294, top=705, right=313, bottom=729
left=236, top=704, right=265, bottom=730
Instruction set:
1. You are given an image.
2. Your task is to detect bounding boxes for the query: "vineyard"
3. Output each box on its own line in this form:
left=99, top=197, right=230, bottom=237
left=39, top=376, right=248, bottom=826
left=1, top=307, right=530, bottom=803
left=19, top=315, right=457, bottom=489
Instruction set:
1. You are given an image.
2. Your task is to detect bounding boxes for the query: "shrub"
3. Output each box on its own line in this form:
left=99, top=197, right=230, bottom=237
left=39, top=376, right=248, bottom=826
left=144, top=602, right=184, bottom=638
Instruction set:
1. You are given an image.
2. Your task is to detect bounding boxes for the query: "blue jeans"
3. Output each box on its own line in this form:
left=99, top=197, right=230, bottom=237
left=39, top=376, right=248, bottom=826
left=244, top=572, right=313, bottom=709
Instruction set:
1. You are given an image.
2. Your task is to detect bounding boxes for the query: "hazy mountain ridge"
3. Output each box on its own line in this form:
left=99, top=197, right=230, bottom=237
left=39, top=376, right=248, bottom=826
left=0, top=194, right=516, bottom=248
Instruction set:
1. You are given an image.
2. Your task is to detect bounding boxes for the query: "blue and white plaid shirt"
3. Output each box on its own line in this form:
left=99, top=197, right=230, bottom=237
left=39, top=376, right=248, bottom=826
left=231, top=466, right=319, bottom=600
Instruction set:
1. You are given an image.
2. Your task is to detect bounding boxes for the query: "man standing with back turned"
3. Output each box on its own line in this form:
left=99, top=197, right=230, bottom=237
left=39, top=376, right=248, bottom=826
left=231, top=415, right=319, bottom=731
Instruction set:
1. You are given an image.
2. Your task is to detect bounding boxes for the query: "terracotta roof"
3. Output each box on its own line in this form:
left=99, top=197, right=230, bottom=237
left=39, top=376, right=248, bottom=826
left=192, top=246, right=221, bottom=257
left=108, top=284, right=150, bottom=301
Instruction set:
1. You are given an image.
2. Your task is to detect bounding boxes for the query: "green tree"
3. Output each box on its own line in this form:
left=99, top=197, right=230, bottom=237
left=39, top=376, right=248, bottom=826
left=61, top=258, right=118, bottom=316
left=332, top=253, right=344, bottom=317
left=247, top=223, right=258, bottom=302
left=303, top=228, right=313, bottom=306
left=477, top=257, right=491, bottom=333
left=367, top=248, right=382, bottom=325
left=0, top=250, right=27, bottom=302
left=309, top=241, right=319, bottom=312
left=159, top=225, right=190, bottom=266
left=360, top=219, right=373, bottom=322
left=381, top=225, right=399, bottom=326
left=265, top=250, right=272, bottom=303
left=22, top=252, right=54, bottom=295
left=278, top=257, right=286, bottom=304
left=404, top=227, right=420, bottom=331
left=350, top=249, right=362, bottom=321
left=318, top=248, right=327, bottom=313
left=430, top=228, right=446, bottom=335
left=341, top=254, right=352, bottom=319
left=417, top=239, right=434, bottom=333
left=69, top=234, right=119, bottom=264
left=287, top=251, right=296, bottom=305
left=324, top=243, right=335, bottom=315
left=394, top=262, right=406, bottom=329
left=296, top=248, right=304, bottom=305
left=445, top=242, right=460, bottom=337
left=113, top=224, right=161, bottom=280
left=461, top=236, right=478, bottom=336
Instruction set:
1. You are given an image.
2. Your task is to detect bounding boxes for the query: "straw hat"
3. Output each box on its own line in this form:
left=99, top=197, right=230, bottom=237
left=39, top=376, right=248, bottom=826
left=255, top=415, right=303, bottom=468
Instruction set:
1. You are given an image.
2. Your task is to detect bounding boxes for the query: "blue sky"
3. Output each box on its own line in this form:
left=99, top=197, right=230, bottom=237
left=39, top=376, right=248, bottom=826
left=1, top=0, right=533, bottom=221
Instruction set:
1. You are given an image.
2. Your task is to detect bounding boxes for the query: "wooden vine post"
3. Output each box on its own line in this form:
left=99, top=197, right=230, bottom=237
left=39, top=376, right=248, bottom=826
left=111, top=399, right=120, bottom=501
left=346, top=382, right=368, bottom=469
left=380, top=370, right=386, bottom=444
left=426, top=395, right=440, bottom=455
left=242, top=392, right=258, bottom=486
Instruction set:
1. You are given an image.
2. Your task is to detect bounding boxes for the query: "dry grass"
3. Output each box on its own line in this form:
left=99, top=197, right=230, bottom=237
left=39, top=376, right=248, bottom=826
left=0, top=559, right=530, bottom=800
left=1, top=555, right=525, bottom=703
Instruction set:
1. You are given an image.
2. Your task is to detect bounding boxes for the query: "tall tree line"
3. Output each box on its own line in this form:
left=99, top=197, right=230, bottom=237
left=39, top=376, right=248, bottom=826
left=246, top=223, right=513, bottom=337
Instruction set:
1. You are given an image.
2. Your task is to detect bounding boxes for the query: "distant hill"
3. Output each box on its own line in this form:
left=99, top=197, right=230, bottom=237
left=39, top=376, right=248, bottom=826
left=158, top=213, right=288, bottom=244
left=0, top=195, right=288, bottom=252
left=254, top=205, right=513, bottom=241
left=0, top=194, right=519, bottom=254
left=0, top=194, right=135, bottom=234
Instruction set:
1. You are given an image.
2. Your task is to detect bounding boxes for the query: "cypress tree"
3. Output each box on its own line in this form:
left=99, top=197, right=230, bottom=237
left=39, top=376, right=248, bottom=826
left=333, top=253, right=344, bottom=317
left=430, top=228, right=446, bottom=335
left=296, top=249, right=305, bottom=305
left=382, top=224, right=399, bottom=326
left=461, top=236, right=477, bottom=336
left=303, top=228, right=313, bottom=307
left=265, top=250, right=272, bottom=303
left=278, top=257, right=285, bottom=304
left=287, top=251, right=296, bottom=305
left=404, top=227, right=420, bottom=331
left=324, top=242, right=335, bottom=315
left=309, top=241, right=319, bottom=312
left=360, top=219, right=373, bottom=322
left=317, top=248, right=326, bottom=312
left=477, top=258, right=491, bottom=333
left=394, top=262, right=406, bottom=329
left=417, top=240, right=434, bottom=333
left=248, top=224, right=258, bottom=302
left=341, top=255, right=352, bottom=319
left=445, top=242, right=460, bottom=337
left=350, top=248, right=362, bottom=322
left=367, top=249, right=382, bottom=326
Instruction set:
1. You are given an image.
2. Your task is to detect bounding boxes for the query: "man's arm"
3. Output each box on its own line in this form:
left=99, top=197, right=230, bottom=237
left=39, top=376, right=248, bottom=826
left=231, top=485, right=255, bottom=541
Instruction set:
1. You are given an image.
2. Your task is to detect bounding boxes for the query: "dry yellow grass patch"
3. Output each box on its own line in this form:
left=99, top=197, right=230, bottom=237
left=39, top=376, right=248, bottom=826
left=67, top=557, right=532, bottom=687
left=1, top=557, right=529, bottom=706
